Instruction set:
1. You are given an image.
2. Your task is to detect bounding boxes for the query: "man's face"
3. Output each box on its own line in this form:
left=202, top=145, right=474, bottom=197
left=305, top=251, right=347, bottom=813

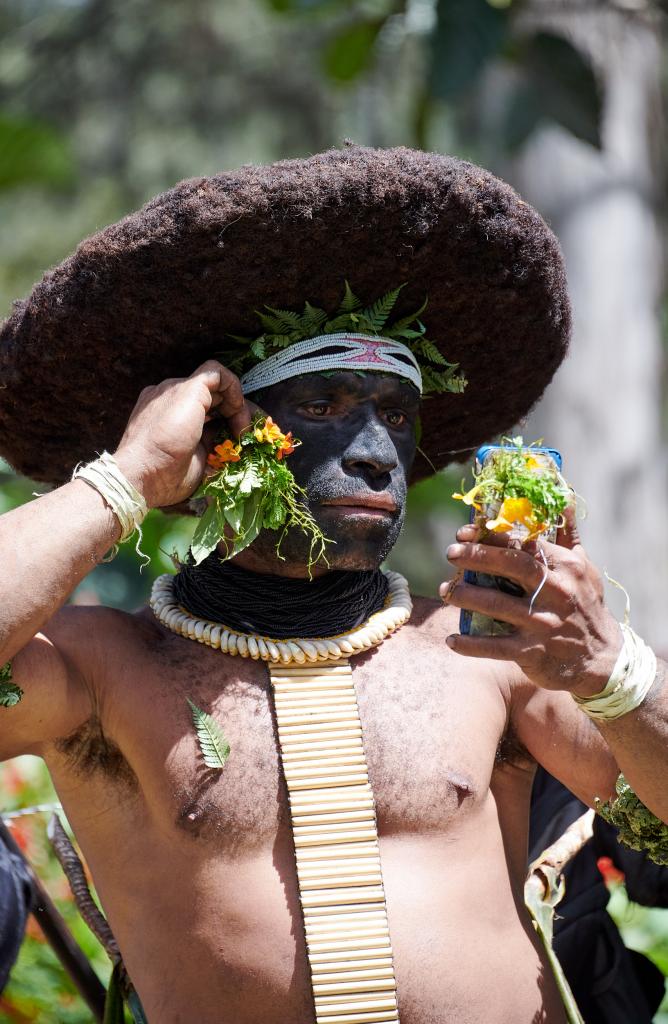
left=252, top=371, right=420, bottom=571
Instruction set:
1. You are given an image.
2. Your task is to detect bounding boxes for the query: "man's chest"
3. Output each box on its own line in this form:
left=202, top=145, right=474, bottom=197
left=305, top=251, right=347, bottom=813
left=102, top=628, right=508, bottom=853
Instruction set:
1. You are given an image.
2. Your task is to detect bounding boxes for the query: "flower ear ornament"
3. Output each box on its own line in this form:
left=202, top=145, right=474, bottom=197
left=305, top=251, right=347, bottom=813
left=190, top=413, right=330, bottom=569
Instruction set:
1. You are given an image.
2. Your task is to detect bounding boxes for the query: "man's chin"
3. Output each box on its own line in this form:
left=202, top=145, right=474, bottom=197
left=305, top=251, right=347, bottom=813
left=290, top=510, right=402, bottom=572
left=240, top=512, right=402, bottom=575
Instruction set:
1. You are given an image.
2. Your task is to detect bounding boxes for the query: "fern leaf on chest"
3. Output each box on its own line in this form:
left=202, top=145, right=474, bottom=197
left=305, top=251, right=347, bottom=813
left=187, top=698, right=231, bottom=770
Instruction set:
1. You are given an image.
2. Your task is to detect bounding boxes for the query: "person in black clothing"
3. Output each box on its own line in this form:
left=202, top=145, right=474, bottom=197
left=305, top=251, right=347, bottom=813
left=0, top=825, right=31, bottom=993
left=530, top=768, right=668, bottom=1023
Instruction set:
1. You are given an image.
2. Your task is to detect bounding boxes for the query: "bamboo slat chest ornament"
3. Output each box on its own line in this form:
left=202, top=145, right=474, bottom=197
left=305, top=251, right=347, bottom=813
left=150, top=570, right=412, bottom=1024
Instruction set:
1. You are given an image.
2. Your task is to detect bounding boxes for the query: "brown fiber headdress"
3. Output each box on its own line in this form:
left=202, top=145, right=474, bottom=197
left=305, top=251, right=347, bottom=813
left=0, top=145, right=570, bottom=486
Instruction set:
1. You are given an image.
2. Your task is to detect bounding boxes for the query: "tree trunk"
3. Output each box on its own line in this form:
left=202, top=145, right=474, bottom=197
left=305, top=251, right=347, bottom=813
left=510, top=1, right=667, bottom=647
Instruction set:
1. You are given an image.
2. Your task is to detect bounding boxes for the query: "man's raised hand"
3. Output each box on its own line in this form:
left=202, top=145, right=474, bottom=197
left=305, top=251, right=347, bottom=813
left=441, top=506, right=623, bottom=698
left=113, top=361, right=254, bottom=509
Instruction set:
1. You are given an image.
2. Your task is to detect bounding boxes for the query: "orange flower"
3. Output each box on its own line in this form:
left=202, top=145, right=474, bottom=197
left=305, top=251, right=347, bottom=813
left=207, top=440, right=241, bottom=469
left=276, top=432, right=296, bottom=460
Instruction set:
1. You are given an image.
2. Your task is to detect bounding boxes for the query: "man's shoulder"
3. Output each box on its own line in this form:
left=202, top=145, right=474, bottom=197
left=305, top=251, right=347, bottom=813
left=406, top=591, right=458, bottom=638
left=400, top=591, right=517, bottom=692
left=44, top=601, right=161, bottom=655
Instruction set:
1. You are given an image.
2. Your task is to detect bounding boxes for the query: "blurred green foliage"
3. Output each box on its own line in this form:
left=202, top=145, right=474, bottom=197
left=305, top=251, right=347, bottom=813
left=0, top=114, right=74, bottom=191
left=609, top=886, right=668, bottom=1024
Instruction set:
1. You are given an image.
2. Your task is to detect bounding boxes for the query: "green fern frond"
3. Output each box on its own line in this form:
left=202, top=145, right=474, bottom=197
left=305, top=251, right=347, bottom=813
left=421, top=364, right=467, bottom=395
left=301, top=301, right=328, bottom=334
left=338, top=280, right=363, bottom=314
left=323, top=314, right=360, bottom=334
left=224, top=282, right=467, bottom=398
left=359, top=284, right=405, bottom=332
left=265, top=333, right=302, bottom=355
left=385, top=296, right=428, bottom=334
left=249, top=336, right=266, bottom=360
left=260, top=307, right=303, bottom=333
left=384, top=325, right=425, bottom=341
left=412, top=337, right=449, bottom=366
left=420, top=366, right=442, bottom=395
left=187, top=698, right=230, bottom=769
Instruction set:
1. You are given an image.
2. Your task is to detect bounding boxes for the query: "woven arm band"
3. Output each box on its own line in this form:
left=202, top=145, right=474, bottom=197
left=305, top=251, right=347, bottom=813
left=572, top=624, right=657, bottom=721
left=72, top=452, right=148, bottom=543
left=596, top=773, right=668, bottom=865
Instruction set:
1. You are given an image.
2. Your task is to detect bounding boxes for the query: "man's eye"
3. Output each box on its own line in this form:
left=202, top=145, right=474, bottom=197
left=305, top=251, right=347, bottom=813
left=385, top=410, right=407, bottom=427
left=304, top=402, right=332, bottom=416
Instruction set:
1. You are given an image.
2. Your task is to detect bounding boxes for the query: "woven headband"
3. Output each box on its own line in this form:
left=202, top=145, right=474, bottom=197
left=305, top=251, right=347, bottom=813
left=240, top=333, right=423, bottom=396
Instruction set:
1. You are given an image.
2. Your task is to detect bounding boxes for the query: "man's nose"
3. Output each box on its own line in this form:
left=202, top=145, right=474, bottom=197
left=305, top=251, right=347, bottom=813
left=342, top=419, right=398, bottom=479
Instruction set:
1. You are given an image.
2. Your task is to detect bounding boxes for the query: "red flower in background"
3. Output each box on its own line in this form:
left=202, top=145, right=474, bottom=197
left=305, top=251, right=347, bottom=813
left=3, top=763, right=27, bottom=797
left=8, top=820, right=30, bottom=854
left=597, top=856, right=625, bottom=886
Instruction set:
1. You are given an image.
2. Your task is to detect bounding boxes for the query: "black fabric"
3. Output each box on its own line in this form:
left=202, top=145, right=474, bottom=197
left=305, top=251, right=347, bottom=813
left=0, top=829, right=32, bottom=993
left=530, top=768, right=667, bottom=1023
left=172, top=556, right=390, bottom=639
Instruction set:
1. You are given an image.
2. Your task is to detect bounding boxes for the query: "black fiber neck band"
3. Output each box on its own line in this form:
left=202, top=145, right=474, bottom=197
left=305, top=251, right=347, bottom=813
left=172, top=556, right=389, bottom=640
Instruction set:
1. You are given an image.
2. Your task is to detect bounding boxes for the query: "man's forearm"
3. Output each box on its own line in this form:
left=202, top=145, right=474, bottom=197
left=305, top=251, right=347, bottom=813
left=0, top=362, right=253, bottom=669
left=593, top=660, right=668, bottom=823
left=0, top=479, right=122, bottom=663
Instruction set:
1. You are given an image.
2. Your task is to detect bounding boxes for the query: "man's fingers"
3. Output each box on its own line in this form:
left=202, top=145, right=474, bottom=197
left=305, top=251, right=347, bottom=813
left=188, top=359, right=233, bottom=384
left=556, top=500, right=583, bottom=551
left=443, top=582, right=526, bottom=628
left=447, top=541, right=546, bottom=590
left=227, top=400, right=253, bottom=440
left=201, top=421, right=220, bottom=454
left=454, top=525, right=543, bottom=558
left=188, top=360, right=252, bottom=436
left=445, top=631, right=527, bottom=662
left=455, top=524, right=479, bottom=543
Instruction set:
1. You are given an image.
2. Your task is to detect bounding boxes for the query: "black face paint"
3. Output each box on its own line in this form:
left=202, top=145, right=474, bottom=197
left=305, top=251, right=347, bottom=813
left=249, top=371, right=419, bottom=571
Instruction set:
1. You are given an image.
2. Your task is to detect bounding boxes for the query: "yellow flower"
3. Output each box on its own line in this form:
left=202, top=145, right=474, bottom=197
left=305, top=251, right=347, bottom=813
left=254, top=416, right=283, bottom=445
left=486, top=497, right=547, bottom=538
left=452, top=483, right=485, bottom=512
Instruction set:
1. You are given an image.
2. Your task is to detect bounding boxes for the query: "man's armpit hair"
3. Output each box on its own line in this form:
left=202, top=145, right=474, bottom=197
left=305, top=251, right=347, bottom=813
left=55, top=716, right=137, bottom=789
left=495, top=721, right=534, bottom=771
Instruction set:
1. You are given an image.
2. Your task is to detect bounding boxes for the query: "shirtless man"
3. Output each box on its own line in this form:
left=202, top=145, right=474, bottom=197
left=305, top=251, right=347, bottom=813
left=1, top=146, right=667, bottom=1023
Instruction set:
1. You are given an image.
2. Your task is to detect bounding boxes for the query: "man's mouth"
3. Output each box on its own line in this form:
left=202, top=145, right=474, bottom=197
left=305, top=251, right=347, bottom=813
left=319, top=495, right=398, bottom=517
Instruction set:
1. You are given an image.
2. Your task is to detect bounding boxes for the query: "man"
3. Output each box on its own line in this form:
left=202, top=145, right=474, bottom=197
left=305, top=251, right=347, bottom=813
left=0, top=145, right=666, bottom=1023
